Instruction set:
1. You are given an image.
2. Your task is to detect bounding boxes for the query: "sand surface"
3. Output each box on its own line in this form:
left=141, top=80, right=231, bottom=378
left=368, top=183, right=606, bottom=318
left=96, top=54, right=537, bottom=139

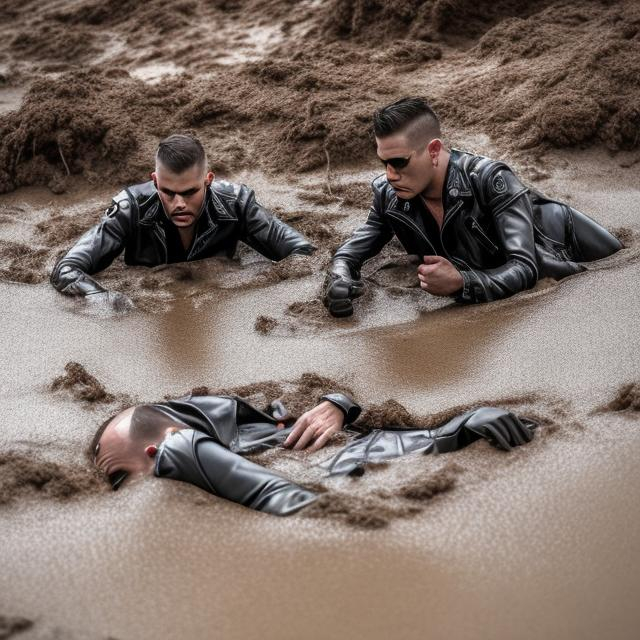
left=1, top=1, right=639, bottom=639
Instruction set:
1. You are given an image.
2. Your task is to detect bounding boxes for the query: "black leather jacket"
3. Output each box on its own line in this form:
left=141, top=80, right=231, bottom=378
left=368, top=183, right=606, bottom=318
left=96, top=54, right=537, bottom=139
left=51, top=180, right=315, bottom=296
left=333, top=149, right=622, bottom=303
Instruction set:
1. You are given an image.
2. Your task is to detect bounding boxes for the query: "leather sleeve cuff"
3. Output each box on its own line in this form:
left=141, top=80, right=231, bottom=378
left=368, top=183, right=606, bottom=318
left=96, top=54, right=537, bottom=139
left=320, top=393, right=362, bottom=424
left=454, top=269, right=474, bottom=304
left=53, top=265, right=107, bottom=296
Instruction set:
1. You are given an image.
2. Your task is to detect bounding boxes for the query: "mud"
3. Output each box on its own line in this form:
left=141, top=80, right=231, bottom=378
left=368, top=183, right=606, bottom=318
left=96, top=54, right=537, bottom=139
left=601, top=382, right=640, bottom=413
left=0, top=451, right=103, bottom=506
left=50, top=362, right=116, bottom=404
left=0, top=616, right=33, bottom=639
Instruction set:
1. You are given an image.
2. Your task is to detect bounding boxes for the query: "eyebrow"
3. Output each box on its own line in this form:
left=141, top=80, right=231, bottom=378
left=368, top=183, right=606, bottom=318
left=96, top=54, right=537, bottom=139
left=159, top=186, right=201, bottom=197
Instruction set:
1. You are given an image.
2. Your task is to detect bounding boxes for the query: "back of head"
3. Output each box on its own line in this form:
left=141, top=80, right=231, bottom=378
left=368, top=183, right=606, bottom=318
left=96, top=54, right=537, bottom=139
left=373, top=97, right=441, bottom=146
left=156, top=133, right=207, bottom=174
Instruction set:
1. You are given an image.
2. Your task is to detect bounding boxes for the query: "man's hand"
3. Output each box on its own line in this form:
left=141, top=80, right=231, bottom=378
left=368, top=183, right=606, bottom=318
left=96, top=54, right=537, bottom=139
left=417, top=255, right=463, bottom=296
left=284, top=401, right=345, bottom=452
left=85, top=290, right=135, bottom=313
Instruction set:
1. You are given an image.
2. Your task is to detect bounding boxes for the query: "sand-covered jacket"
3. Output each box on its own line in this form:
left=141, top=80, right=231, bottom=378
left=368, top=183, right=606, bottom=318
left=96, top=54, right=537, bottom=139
left=50, top=180, right=315, bottom=296
left=150, top=391, right=361, bottom=517
left=333, top=149, right=622, bottom=303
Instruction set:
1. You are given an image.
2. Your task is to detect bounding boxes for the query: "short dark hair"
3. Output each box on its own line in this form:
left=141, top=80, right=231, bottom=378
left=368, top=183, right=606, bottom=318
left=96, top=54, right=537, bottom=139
left=156, top=134, right=207, bottom=173
left=373, top=97, right=441, bottom=143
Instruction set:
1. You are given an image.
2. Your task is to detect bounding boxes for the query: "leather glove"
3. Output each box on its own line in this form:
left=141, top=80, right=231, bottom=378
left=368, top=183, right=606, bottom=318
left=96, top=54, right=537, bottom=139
left=322, top=259, right=364, bottom=318
left=320, top=407, right=536, bottom=476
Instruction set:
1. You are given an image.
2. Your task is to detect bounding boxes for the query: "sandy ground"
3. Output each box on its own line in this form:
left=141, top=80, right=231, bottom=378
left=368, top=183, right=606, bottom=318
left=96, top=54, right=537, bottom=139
left=1, top=1, right=639, bottom=639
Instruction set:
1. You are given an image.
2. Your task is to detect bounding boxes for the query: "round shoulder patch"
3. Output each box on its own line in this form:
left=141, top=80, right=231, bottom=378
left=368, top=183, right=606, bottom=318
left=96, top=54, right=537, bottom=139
left=491, top=173, right=507, bottom=195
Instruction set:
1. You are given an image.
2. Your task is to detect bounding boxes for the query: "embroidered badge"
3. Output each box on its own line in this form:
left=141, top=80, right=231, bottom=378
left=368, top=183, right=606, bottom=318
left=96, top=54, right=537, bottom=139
left=449, top=187, right=459, bottom=198
left=492, top=173, right=507, bottom=195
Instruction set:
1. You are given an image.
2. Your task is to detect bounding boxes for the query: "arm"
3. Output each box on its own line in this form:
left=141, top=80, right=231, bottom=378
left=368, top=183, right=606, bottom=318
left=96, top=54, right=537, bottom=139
left=323, top=180, right=395, bottom=316
left=284, top=392, right=362, bottom=452
left=236, top=185, right=315, bottom=260
left=457, top=165, right=539, bottom=303
left=50, top=192, right=133, bottom=297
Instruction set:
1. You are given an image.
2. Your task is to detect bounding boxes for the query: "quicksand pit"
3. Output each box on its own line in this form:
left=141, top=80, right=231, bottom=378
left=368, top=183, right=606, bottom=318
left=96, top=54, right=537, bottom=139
left=38, top=362, right=571, bottom=530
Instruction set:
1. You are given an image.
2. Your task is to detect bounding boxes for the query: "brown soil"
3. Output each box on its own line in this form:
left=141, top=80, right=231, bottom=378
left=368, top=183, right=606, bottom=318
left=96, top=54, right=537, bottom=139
left=0, top=615, right=33, bottom=639
left=0, top=451, right=103, bottom=506
left=1, top=1, right=637, bottom=194
left=254, top=315, right=278, bottom=335
left=396, top=462, right=462, bottom=501
left=601, top=382, right=640, bottom=413
left=50, top=362, right=116, bottom=404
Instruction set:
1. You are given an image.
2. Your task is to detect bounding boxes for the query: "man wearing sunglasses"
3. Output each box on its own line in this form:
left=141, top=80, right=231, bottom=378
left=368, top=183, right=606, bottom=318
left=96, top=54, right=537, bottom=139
left=323, top=97, right=622, bottom=317
left=51, top=134, right=315, bottom=309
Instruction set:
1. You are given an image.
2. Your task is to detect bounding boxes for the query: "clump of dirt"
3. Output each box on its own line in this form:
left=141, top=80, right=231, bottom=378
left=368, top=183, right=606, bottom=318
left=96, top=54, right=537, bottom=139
left=0, top=240, right=48, bottom=284
left=304, top=491, right=420, bottom=529
left=0, top=615, right=33, bottom=639
left=0, top=451, right=103, bottom=506
left=601, top=382, right=640, bottom=413
left=50, top=362, right=115, bottom=404
left=254, top=315, right=278, bottom=334
left=357, top=392, right=542, bottom=432
left=396, top=462, right=462, bottom=501
left=10, top=23, right=99, bottom=62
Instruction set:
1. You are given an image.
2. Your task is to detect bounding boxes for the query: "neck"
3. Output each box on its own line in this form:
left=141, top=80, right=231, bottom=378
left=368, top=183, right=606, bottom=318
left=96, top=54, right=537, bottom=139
left=421, top=149, right=450, bottom=201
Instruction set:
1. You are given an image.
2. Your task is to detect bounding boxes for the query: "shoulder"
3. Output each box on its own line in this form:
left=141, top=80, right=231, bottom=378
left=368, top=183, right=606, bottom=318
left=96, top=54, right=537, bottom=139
left=211, top=179, right=245, bottom=201
left=454, top=149, right=526, bottom=204
left=371, top=173, right=390, bottom=193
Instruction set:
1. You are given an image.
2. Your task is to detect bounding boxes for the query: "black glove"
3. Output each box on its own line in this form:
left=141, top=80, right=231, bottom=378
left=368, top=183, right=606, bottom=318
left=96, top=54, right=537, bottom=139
left=320, top=407, right=536, bottom=476
left=155, top=429, right=317, bottom=516
left=322, top=259, right=364, bottom=318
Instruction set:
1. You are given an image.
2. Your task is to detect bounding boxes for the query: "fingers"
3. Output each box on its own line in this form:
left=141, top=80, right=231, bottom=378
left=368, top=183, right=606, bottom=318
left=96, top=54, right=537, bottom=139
left=417, top=263, right=440, bottom=277
left=422, top=255, right=444, bottom=265
left=284, top=413, right=310, bottom=447
left=307, top=427, right=339, bottom=453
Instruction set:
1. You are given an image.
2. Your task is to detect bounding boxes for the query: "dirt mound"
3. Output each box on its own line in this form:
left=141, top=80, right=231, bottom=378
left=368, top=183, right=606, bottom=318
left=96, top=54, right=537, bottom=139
left=448, top=1, right=640, bottom=152
left=0, top=451, right=103, bottom=506
left=0, top=240, right=48, bottom=284
left=50, top=362, right=115, bottom=404
left=0, top=615, right=33, bottom=639
left=602, top=382, right=640, bottom=413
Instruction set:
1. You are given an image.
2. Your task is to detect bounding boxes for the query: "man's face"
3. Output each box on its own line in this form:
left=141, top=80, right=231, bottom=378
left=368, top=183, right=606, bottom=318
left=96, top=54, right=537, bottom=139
left=152, top=163, right=214, bottom=228
left=94, top=408, right=154, bottom=489
left=376, top=132, right=435, bottom=200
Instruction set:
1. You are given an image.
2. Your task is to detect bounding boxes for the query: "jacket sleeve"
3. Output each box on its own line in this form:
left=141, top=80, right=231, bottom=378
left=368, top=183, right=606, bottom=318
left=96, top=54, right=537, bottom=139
left=236, top=185, right=315, bottom=260
left=50, top=192, right=133, bottom=296
left=332, top=180, right=395, bottom=273
left=456, top=165, right=539, bottom=303
left=320, top=393, right=362, bottom=424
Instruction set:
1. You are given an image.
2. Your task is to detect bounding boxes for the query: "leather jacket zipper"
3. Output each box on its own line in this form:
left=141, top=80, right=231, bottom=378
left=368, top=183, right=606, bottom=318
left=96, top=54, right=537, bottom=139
left=469, top=219, right=499, bottom=254
left=153, top=224, right=168, bottom=263
left=386, top=210, right=438, bottom=255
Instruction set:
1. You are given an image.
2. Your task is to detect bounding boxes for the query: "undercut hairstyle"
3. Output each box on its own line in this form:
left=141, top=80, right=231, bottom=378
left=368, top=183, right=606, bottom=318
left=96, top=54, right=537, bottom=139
left=373, top=97, right=441, bottom=145
left=89, top=405, right=176, bottom=461
left=156, top=134, right=207, bottom=174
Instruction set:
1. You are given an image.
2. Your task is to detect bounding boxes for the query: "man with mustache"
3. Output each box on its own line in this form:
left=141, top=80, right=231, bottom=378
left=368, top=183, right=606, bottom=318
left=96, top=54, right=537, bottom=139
left=323, top=97, right=622, bottom=317
left=51, top=134, right=314, bottom=309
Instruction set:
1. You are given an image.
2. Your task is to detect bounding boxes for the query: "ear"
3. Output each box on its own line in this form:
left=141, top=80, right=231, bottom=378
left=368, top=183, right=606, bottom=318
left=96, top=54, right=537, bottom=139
left=145, top=444, right=158, bottom=458
left=427, top=139, right=442, bottom=160
left=151, top=171, right=158, bottom=188
left=206, top=171, right=214, bottom=186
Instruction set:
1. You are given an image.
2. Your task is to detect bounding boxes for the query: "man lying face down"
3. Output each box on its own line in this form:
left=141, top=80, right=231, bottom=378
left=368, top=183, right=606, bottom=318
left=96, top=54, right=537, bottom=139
left=92, top=390, right=537, bottom=517
left=323, top=97, right=623, bottom=317
left=51, top=133, right=315, bottom=310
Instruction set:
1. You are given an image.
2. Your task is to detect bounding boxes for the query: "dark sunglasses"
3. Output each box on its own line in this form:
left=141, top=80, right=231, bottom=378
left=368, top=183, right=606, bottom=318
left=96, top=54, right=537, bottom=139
left=379, top=153, right=413, bottom=171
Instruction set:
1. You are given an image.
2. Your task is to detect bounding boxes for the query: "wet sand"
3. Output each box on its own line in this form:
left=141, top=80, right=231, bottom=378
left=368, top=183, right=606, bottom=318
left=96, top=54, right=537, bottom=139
left=1, top=1, right=640, bottom=638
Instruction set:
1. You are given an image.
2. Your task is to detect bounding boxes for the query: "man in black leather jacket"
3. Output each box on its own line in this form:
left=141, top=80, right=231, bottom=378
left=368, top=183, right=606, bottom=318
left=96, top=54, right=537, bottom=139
left=51, top=134, right=314, bottom=309
left=92, top=389, right=535, bottom=516
left=323, top=97, right=622, bottom=317
left=92, top=391, right=361, bottom=515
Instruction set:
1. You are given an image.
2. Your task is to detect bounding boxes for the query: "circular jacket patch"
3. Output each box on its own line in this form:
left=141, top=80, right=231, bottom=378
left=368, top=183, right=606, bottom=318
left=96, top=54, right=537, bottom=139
left=492, top=173, right=507, bottom=195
